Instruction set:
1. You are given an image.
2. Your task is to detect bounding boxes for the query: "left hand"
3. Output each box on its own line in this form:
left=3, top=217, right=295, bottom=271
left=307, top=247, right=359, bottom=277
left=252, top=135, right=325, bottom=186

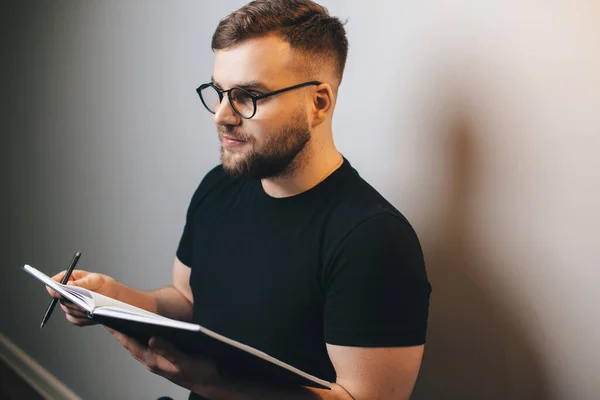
left=105, top=327, right=223, bottom=396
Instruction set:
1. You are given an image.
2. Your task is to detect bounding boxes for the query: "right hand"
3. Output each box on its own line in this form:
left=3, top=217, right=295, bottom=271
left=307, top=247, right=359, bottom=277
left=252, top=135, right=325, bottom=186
left=46, top=270, right=118, bottom=327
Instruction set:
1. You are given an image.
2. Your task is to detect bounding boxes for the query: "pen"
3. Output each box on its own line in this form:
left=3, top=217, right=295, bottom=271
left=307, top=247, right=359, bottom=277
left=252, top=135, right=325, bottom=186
left=40, top=251, right=81, bottom=329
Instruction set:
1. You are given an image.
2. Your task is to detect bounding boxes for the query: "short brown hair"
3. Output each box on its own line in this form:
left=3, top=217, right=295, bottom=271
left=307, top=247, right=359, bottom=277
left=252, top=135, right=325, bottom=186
left=212, top=0, right=349, bottom=85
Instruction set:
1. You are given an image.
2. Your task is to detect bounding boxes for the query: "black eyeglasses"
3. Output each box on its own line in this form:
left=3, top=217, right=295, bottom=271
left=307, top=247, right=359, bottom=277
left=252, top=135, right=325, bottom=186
left=196, top=80, right=321, bottom=119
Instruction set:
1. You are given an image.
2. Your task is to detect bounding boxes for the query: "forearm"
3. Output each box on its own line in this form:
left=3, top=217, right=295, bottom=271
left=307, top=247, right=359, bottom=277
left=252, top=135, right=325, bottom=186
left=199, top=381, right=354, bottom=400
left=113, top=283, right=193, bottom=321
left=152, top=285, right=194, bottom=321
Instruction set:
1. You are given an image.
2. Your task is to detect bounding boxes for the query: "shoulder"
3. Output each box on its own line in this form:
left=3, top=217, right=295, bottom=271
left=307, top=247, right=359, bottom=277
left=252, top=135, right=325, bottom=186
left=328, top=211, right=424, bottom=272
left=324, top=160, right=413, bottom=245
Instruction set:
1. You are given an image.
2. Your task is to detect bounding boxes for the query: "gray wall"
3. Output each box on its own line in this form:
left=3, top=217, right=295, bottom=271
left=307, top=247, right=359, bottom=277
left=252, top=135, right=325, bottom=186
left=2, top=1, right=599, bottom=399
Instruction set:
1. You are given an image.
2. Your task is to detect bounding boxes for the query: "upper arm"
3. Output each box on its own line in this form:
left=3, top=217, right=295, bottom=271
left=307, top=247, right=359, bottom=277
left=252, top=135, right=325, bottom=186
left=324, top=214, right=431, bottom=347
left=327, top=343, right=424, bottom=400
left=323, top=213, right=431, bottom=398
left=173, top=256, right=193, bottom=305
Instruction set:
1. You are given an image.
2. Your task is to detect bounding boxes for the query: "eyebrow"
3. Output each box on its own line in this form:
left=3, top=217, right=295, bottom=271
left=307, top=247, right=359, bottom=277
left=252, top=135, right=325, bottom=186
left=210, top=77, right=272, bottom=92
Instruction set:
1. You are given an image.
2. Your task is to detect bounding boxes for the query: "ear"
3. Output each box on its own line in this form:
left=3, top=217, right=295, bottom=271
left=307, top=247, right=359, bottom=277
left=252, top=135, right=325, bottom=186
left=311, top=83, right=334, bottom=128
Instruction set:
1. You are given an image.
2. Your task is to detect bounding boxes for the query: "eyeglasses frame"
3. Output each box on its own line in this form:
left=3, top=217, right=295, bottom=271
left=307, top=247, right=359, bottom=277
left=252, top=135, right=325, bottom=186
left=196, top=80, right=322, bottom=119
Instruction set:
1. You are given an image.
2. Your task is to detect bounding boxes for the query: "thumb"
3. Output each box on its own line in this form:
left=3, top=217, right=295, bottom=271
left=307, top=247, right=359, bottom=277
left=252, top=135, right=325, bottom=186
left=68, top=273, right=103, bottom=291
left=148, top=337, right=182, bottom=363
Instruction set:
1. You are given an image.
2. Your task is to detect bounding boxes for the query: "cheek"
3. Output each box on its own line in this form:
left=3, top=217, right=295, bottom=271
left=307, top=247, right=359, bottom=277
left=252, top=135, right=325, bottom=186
left=242, top=122, right=269, bottom=144
left=251, top=100, right=294, bottom=127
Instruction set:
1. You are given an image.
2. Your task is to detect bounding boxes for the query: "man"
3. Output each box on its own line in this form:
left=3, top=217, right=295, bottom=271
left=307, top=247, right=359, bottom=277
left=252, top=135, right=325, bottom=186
left=48, top=1, right=431, bottom=399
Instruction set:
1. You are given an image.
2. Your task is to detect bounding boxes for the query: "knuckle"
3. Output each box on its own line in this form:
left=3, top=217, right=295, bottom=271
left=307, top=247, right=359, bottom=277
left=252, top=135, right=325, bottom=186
left=145, top=361, right=157, bottom=372
left=170, top=365, right=181, bottom=375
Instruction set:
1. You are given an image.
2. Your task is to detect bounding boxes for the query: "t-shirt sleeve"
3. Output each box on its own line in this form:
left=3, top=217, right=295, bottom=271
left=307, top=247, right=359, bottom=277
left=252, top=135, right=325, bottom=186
left=324, top=212, right=432, bottom=347
left=176, top=165, right=224, bottom=267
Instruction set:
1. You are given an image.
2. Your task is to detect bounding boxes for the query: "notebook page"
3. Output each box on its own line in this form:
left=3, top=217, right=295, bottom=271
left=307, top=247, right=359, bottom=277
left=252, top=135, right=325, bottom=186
left=90, top=292, right=175, bottom=321
left=22, top=264, right=94, bottom=312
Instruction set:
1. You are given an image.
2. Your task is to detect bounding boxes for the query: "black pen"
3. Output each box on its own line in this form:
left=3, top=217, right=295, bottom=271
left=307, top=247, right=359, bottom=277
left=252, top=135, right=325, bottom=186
left=40, top=251, right=81, bottom=329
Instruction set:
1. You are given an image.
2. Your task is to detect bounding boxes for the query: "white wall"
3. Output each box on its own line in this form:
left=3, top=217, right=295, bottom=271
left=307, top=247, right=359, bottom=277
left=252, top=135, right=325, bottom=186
left=2, top=1, right=599, bottom=399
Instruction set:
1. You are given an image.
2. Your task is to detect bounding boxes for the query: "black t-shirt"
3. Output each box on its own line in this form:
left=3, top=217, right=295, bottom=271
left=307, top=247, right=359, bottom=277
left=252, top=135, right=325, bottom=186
left=177, top=158, right=431, bottom=397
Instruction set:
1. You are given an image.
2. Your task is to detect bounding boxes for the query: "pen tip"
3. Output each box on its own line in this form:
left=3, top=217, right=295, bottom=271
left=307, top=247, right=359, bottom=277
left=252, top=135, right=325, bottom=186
left=40, top=322, right=45, bottom=329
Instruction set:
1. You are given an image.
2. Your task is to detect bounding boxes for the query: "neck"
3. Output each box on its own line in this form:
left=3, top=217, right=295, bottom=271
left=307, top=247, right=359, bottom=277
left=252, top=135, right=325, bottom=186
left=260, top=145, right=343, bottom=198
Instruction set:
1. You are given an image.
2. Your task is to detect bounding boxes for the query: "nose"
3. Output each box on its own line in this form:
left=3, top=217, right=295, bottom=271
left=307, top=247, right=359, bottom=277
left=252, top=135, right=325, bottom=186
left=214, top=95, right=241, bottom=126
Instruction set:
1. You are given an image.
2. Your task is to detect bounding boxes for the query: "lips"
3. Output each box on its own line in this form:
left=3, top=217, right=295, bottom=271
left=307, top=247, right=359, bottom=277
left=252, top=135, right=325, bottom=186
left=222, top=134, right=245, bottom=142
left=221, top=135, right=247, bottom=148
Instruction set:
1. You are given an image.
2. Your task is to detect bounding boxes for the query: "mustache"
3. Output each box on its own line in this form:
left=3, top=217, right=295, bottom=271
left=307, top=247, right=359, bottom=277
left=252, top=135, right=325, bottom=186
left=217, top=127, right=251, bottom=141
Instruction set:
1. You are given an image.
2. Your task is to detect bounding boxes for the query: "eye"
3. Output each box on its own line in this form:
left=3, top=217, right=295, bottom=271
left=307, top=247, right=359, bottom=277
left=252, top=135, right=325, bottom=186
left=231, top=89, right=254, bottom=104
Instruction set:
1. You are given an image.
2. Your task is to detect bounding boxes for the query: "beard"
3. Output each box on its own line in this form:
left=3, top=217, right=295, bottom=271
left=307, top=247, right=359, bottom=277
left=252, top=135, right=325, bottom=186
left=218, top=109, right=311, bottom=180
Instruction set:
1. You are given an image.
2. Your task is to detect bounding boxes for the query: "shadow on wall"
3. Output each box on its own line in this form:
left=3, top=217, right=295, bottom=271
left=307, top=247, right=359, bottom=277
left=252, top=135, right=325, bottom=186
left=408, top=113, right=550, bottom=400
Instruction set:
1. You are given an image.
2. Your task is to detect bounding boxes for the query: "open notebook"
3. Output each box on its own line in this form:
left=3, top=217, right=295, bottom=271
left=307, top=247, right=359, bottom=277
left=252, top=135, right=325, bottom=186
left=22, top=264, right=331, bottom=389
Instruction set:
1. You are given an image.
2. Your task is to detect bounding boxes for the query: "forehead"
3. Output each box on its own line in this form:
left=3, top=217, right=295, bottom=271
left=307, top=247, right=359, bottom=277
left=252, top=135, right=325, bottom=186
left=213, top=35, right=295, bottom=88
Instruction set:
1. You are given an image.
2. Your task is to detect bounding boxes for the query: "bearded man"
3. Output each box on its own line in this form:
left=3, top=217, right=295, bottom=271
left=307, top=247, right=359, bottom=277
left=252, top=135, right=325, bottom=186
left=49, top=1, right=432, bottom=399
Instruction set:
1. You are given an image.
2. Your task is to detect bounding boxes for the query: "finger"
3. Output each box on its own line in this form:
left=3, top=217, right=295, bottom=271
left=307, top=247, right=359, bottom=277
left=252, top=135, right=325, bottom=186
left=104, top=327, right=133, bottom=339
left=150, top=338, right=212, bottom=368
left=148, top=337, right=183, bottom=365
left=59, top=303, right=88, bottom=318
left=110, top=330, right=147, bottom=356
left=51, top=269, right=87, bottom=283
left=51, top=270, right=68, bottom=282
left=67, top=273, right=104, bottom=291
left=65, top=313, right=92, bottom=326
left=105, top=329, right=173, bottom=375
left=49, top=270, right=91, bottom=297
left=114, top=333, right=171, bottom=374
left=149, top=338, right=184, bottom=375
left=45, top=287, right=64, bottom=299
left=59, top=298, right=75, bottom=308
left=146, top=338, right=181, bottom=376
left=59, top=299, right=85, bottom=312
